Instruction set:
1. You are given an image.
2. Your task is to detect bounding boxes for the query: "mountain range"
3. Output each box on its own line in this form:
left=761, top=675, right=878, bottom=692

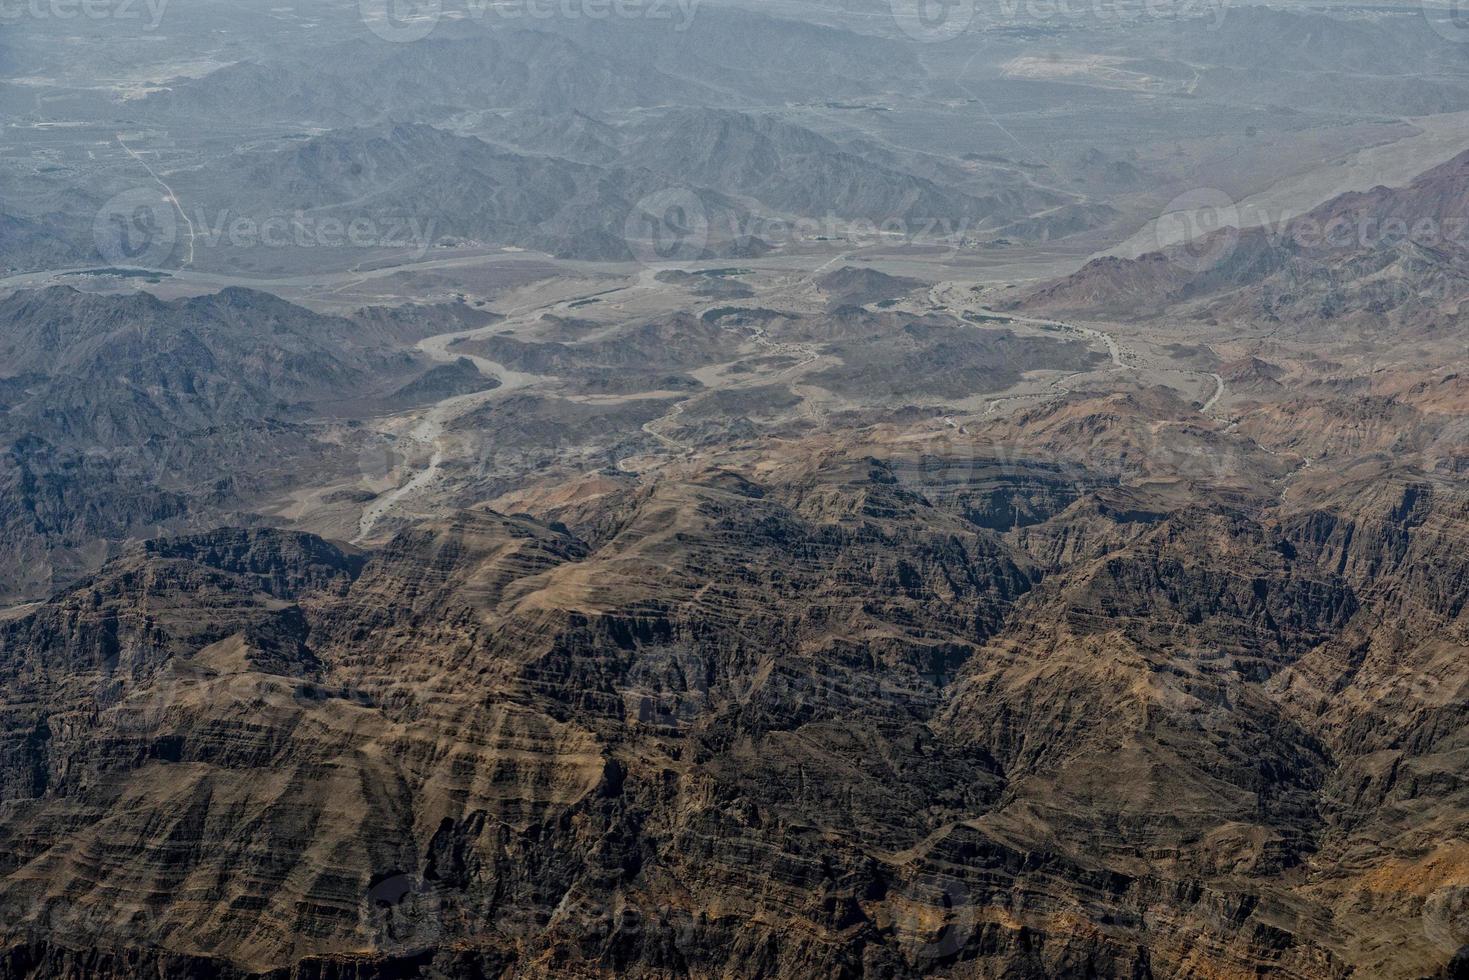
left=1017, top=148, right=1469, bottom=336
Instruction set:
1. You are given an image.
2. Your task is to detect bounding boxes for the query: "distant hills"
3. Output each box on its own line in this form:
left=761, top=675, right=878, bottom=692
left=163, top=112, right=1098, bottom=264
left=142, top=10, right=920, bottom=128
left=1017, top=149, right=1469, bottom=336
left=177, top=123, right=742, bottom=262
left=0, top=286, right=490, bottom=599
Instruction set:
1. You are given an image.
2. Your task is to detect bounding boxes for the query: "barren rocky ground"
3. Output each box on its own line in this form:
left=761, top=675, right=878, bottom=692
left=3, top=1, right=1469, bottom=976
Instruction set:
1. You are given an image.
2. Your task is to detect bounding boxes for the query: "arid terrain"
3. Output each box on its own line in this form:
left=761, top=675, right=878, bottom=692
left=2, top=0, right=1468, bottom=976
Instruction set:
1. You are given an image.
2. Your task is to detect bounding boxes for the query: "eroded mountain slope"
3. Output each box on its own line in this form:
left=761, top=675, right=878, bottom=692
left=1, top=443, right=1466, bottom=978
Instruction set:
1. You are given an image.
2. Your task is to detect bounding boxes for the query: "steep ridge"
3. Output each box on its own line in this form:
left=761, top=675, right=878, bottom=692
left=179, top=124, right=748, bottom=262
left=1019, top=150, right=1469, bottom=333
left=1, top=448, right=1466, bottom=977
left=142, top=29, right=720, bottom=127
left=0, top=287, right=491, bottom=601
left=620, top=110, right=1058, bottom=230
left=184, top=113, right=1090, bottom=263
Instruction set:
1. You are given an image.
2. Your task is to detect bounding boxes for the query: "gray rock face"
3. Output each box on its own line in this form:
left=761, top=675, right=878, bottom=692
left=0, top=287, right=480, bottom=601
left=1019, top=150, right=1469, bottom=334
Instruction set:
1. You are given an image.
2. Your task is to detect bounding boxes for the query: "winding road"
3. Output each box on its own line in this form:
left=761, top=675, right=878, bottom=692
left=1201, top=373, right=1227, bottom=414
left=355, top=270, right=664, bottom=540
left=925, top=281, right=1232, bottom=417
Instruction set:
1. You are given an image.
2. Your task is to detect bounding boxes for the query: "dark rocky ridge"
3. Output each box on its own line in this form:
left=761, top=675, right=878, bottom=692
left=0, top=450, right=1465, bottom=978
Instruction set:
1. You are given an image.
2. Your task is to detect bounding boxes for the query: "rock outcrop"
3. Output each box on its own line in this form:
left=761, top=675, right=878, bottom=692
left=2, top=450, right=1466, bottom=978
